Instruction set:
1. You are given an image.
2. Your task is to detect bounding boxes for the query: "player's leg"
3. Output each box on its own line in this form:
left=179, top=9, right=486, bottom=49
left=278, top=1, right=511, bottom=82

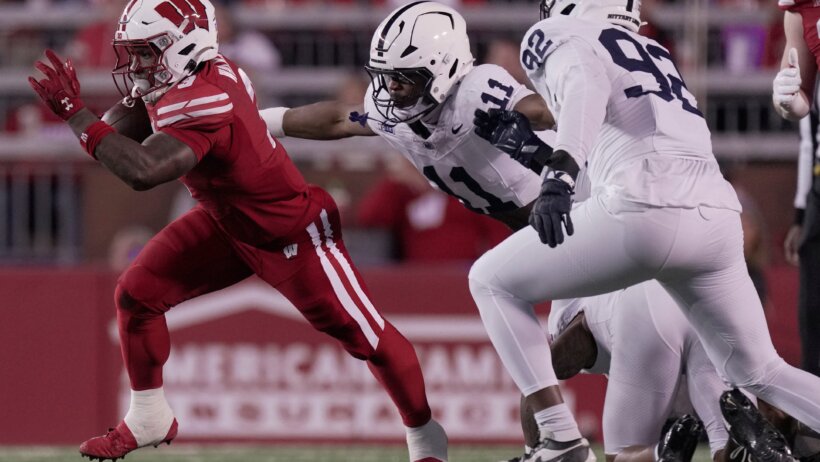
left=81, top=207, right=253, bottom=459
left=603, top=284, right=688, bottom=462
left=658, top=206, right=820, bottom=432
left=683, top=339, right=729, bottom=460
left=501, top=312, right=600, bottom=462
left=469, top=196, right=671, bottom=461
left=266, top=206, right=446, bottom=462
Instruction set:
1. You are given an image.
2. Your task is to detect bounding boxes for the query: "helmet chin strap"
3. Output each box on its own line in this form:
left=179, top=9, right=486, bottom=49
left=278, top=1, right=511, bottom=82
left=132, top=79, right=170, bottom=105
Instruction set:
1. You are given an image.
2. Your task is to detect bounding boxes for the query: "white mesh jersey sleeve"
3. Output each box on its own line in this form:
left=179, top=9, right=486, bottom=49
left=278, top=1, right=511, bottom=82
left=521, top=17, right=740, bottom=212
left=363, top=66, right=542, bottom=214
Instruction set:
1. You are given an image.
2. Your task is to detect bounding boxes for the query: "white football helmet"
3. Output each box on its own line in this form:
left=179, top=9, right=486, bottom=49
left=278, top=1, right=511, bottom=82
left=365, top=1, right=474, bottom=126
left=112, top=0, right=219, bottom=101
left=540, top=0, right=641, bottom=32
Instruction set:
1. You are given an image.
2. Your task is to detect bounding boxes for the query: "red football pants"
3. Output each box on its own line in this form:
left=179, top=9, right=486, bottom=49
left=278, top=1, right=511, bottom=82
left=115, top=191, right=431, bottom=427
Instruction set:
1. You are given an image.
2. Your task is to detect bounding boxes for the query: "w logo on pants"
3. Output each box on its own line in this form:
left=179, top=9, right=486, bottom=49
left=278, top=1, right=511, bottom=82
left=154, top=0, right=210, bottom=33
left=283, top=244, right=298, bottom=260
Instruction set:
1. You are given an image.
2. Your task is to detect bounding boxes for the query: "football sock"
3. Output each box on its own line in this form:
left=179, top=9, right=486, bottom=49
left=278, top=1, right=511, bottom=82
left=123, top=388, right=175, bottom=447
left=367, top=322, right=432, bottom=427
left=533, top=403, right=582, bottom=442
left=406, top=418, right=448, bottom=462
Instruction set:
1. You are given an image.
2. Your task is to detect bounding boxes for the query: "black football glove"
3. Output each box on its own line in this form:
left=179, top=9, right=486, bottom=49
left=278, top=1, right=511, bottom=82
left=530, top=172, right=575, bottom=247
left=474, top=108, right=553, bottom=174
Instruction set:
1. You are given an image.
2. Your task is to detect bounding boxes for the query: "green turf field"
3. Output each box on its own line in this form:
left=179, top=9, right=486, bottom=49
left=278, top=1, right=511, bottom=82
left=0, top=444, right=715, bottom=462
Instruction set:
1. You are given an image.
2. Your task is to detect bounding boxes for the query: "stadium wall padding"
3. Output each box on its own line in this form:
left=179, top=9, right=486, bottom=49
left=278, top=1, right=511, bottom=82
left=0, top=265, right=800, bottom=445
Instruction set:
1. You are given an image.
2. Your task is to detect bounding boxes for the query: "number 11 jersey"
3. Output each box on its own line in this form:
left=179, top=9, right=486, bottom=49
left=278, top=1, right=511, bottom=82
left=363, top=64, right=542, bottom=215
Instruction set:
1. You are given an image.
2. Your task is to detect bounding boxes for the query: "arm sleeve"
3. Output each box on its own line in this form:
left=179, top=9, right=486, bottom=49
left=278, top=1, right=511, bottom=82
left=545, top=38, right=612, bottom=169
left=796, top=113, right=814, bottom=209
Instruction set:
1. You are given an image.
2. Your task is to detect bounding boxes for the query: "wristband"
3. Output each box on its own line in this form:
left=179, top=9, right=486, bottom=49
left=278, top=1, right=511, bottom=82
left=546, top=149, right=581, bottom=182
left=259, top=107, right=289, bottom=138
left=80, top=120, right=115, bottom=159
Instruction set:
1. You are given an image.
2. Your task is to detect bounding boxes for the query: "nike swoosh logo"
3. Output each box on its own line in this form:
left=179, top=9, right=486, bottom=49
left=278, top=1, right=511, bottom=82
left=451, top=124, right=463, bottom=134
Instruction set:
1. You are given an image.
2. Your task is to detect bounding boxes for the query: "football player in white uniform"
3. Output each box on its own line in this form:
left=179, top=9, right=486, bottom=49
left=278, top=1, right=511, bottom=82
left=539, top=283, right=732, bottom=462
left=260, top=1, right=553, bottom=231
left=468, top=0, right=820, bottom=460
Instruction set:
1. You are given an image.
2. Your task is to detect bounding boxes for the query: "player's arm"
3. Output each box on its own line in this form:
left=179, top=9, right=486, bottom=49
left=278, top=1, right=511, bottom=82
left=67, top=108, right=197, bottom=190
left=28, top=50, right=197, bottom=191
left=550, top=311, right=597, bottom=380
left=774, top=11, right=816, bottom=120
left=512, top=93, right=554, bottom=131
left=260, top=101, right=376, bottom=140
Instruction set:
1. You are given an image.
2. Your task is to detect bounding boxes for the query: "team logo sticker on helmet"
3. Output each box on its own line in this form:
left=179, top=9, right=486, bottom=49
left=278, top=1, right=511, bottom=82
left=154, top=0, right=211, bottom=34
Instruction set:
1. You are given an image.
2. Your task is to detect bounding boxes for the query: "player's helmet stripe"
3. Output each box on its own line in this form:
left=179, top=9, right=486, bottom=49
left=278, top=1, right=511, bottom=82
left=376, top=0, right=428, bottom=57
left=124, top=0, right=140, bottom=14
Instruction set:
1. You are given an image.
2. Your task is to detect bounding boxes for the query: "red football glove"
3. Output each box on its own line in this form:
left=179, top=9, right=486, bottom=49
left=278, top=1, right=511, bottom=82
left=28, top=49, right=85, bottom=121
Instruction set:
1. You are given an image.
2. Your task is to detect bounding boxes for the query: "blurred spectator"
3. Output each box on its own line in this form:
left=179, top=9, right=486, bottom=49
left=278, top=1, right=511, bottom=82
left=762, top=0, right=786, bottom=68
left=357, top=157, right=511, bottom=263
left=64, top=0, right=120, bottom=70
left=214, top=3, right=281, bottom=77
left=481, top=37, right=528, bottom=85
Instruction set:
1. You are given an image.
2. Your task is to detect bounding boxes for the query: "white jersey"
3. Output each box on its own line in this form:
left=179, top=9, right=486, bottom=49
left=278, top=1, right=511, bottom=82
left=364, top=64, right=541, bottom=214
left=521, top=17, right=740, bottom=212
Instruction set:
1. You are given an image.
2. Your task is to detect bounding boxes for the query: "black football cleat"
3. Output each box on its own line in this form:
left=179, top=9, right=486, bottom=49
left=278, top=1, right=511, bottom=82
left=657, top=414, right=703, bottom=462
left=721, top=389, right=796, bottom=462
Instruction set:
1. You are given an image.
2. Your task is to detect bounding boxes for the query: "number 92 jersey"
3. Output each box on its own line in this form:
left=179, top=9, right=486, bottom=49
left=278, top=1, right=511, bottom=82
left=520, top=16, right=740, bottom=211
left=364, top=64, right=541, bottom=215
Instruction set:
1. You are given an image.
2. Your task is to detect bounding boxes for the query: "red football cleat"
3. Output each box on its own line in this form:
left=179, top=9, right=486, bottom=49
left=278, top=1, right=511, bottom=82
left=79, top=418, right=178, bottom=461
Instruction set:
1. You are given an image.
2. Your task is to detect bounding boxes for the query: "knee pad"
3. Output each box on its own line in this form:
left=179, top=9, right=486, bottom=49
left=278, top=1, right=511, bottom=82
left=468, top=253, right=500, bottom=294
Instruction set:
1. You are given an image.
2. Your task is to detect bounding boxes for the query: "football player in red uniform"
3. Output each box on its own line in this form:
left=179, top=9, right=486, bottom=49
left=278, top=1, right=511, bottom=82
left=27, top=0, right=447, bottom=461
left=773, top=0, right=820, bottom=121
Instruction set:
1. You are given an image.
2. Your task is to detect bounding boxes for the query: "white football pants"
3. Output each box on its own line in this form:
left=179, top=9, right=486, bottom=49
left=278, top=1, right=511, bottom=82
left=469, top=192, right=820, bottom=431
left=602, top=282, right=727, bottom=457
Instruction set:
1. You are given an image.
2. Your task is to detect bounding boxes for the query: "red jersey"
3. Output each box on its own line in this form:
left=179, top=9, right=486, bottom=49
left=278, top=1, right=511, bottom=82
left=146, top=55, right=316, bottom=245
left=780, top=0, right=820, bottom=69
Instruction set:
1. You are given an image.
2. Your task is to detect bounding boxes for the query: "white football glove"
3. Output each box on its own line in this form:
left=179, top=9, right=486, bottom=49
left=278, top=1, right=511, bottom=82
left=773, top=48, right=809, bottom=118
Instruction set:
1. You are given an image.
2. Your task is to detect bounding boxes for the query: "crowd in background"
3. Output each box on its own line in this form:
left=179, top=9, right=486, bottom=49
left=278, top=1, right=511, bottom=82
left=0, top=0, right=792, bottom=293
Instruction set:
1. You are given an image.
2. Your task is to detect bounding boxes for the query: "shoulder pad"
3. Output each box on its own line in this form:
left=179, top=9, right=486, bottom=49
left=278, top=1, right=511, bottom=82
left=154, top=80, right=233, bottom=131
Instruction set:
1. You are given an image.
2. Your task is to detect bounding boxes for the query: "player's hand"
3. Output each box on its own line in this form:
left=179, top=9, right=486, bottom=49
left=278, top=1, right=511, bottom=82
left=773, top=48, right=802, bottom=110
left=530, top=173, right=574, bottom=247
left=28, top=49, right=85, bottom=121
left=473, top=108, right=552, bottom=173
left=783, top=223, right=802, bottom=266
